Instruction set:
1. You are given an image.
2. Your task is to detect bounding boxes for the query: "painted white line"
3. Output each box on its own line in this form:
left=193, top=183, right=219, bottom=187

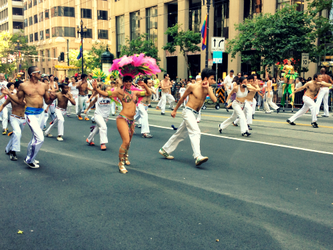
left=107, top=118, right=333, bottom=156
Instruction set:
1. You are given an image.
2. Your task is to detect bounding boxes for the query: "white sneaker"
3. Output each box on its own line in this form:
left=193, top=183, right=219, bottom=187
left=57, top=136, right=63, bottom=141
left=159, top=148, right=174, bottom=160
left=195, top=156, right=209, bottom=166
left=24, top=160, right=40, bottom=169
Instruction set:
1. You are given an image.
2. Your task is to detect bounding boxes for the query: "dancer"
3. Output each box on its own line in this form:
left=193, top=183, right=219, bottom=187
left=264, top=75, right=280, bottom=113
left=2, top=66, right=56, bottom=168
left=0, top=81, right=25, bottom=160
left=85, top=84, right=112, bottom=150
left=67, top=76, right=79, bottom=117
left=0, top=73, right=8, bottom=122
left=1, top=82, right=15, bottom=134
left=92, top=76, right=152, bottom=174
left=316, top=68, right=332, bottom=117
left=233, top=75, right=260, bottom=130
left=44, top=83, right=75, bottom=141
left=159, top=68, right=217, bottom=166
left=157, top=74, right=175, bottom=115
left=76, top=74, right=92, bottom=121
left=218, top=76, right=257, bottom=136
left=287, top=74, right=332, bottom=128
left=223, top=70, right=235, bottom=105
left=281, top=59, right=296, bottom=108
left=134, top=78, right=155, bottom=138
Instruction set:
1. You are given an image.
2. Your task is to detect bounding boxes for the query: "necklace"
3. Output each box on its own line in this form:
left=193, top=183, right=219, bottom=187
left=124, top=87, right=132, bottom=95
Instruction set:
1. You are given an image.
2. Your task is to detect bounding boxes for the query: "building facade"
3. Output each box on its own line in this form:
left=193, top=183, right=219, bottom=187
left=23, top=0, right=330, bottom=79
left=0, top=0, right=24, bottom=33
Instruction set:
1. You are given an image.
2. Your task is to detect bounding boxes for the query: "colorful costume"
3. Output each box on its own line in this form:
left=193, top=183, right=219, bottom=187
left=280, top=65, right=298, bottom=107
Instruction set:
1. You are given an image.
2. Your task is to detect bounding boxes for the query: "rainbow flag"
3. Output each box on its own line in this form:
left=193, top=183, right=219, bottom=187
left=77, top=41, right=83, bottom=59
left=201, top=14, right=208, bottom=50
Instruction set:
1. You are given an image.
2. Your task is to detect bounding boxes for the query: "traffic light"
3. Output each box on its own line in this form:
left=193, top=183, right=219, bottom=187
left=59, top=52, right=65, bottom=61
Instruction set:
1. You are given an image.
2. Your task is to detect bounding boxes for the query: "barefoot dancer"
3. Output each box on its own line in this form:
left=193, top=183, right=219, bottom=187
left=92, top=76, right=151, bottom=174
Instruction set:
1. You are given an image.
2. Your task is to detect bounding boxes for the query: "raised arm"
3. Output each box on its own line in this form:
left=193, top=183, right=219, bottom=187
left=171, top=85, right=193, bottom=117
left=319, top=81, right=333, bottom=88
left=2, top=86, right=24, bottom=105
left=92, top=80, right=118, bottom=97
left=44, top=83, right=57, bottom=104
left=136, top=81, right=151, bottom=97
left=84, top=96, right=97, bottom=113
left=290, top=82, right=308, bottom=95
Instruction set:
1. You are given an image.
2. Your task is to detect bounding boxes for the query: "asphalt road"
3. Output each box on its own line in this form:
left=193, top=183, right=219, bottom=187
left=0, top=106, right=332, bottom=250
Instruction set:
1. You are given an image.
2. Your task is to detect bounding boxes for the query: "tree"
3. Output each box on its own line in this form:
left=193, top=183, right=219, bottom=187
left=69, top=49, right=96, bottom=73
left=90, top=42, right=107, bottom=69
left=162, top=24, right=201, bottom=76
left=226, top=4, right=318, bottom=75
left=120, top=34, right=160, bottom=63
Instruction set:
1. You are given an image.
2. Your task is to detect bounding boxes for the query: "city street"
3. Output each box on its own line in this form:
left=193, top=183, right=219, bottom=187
left=0, top=107, right=332, bottom=250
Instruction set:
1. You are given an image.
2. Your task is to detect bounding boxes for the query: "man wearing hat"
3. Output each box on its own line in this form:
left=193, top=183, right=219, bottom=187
left=223, top=70, right=235, bottom=105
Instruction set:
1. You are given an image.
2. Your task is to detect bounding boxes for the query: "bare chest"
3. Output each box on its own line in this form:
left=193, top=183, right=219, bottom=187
left=24, top=84, right=45, bottom=97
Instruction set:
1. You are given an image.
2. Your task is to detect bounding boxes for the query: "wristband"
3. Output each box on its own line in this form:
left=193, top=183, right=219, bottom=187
left=107, top=90, right=112, bottom=97
left=139, top=91, right=146, bottom=97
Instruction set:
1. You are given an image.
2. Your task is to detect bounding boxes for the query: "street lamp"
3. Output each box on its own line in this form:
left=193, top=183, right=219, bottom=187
left=77, top=20, right=87, bottom=74
left=16, top=39, right=21, bottom=73
left=101, top=46, right=114, bottom=75
left=203, top=0, right=211, bottom=68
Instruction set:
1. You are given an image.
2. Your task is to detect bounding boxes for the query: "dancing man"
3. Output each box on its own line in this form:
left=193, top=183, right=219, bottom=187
left=287, top=74, right=332, bottom=128
left=76, top=74, right=92, bottom=121
left=2, top=66, right=56, bottom=168
left=44, top=83, right=76, bottom=141
left=316, top=68, right=332, bottom=117
left=264, top=75, right=280, bottom=114
left=159, top=68, right=217, bottom=166
left=157, top=74, right=175, bottom=115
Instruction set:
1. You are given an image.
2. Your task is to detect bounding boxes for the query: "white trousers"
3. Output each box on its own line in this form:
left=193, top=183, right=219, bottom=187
left=252, top=98, right=257, bottom=114
left=67, top=94, right=78, bottom=115
left=316, top=87, right=329, bottom=116
left=264, top=91, right=279, bottom=112
left=234, top=100, right=253, bottom=125
left=49, top=102, right=56, bottom=121
left=110, top=102, right=116, bottom=115
left=45, top=107, right=66, bottom=136
left=227, top=89, right=232, bottom=104
left=76, top=95, right=88, bottom=118
left=0, top=98, right=4, bottom=121
left=6, top=115, right=26, bottom=153
left=160, top=92, right=175, bottom=113
left=134, top=103, right=150, bottom=134
left=25, top=112, right=44, bottom=164
left=87, top=114, right=108, bottom=144
left=2, top=106, right=12, bottom=129
left=289, top=95, right=317, bottom=123
left=162, top=108, right=202, bottom=159
left=220, top=100, right=248, bottom=134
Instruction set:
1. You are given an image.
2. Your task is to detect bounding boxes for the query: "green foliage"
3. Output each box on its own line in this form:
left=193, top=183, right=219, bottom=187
left=120, top=34, right=160, bottom=63
left=227, top=2, right=333, bottom=74
left=162, top=24, right=201, bottom=75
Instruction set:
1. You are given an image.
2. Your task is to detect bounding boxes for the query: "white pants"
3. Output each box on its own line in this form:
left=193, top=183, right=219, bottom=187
left=220, top=100, right=248, bottom=134
left=77, top=95, right=88, bottom=118
left=87, top=114, right=108, bottom=144
left=227, top=89, right=232, bottom=104
left=0, top=98, right=4, bottom=121
left=6, top=115, right=26, bottom=153
left=2, top=106, right=12, bottom=130
left=45, top=107, right=66, bottom=136
left=25, top=112, right=44, bottom=164
left=264, top=91, right=279, bottom=112
left=67, top=94, right=78, bottom=115
left=160, top=92, right=175, bottom=113
left=49, top=102, right=56, bottom=121
left=252, top=98, right=257, bottom=114
left=289, top=95, right=317, bottom=123
left=316, top=87, right=329, bottom=116
left=152, top=92, right=159, bottom=101
left=162, top=108, right=202, bottom=159
left=110, top=102, right=116, bottom=115
left=234, top=100, right=253, bottom=125
left=134, top=103, right=150, bottom=134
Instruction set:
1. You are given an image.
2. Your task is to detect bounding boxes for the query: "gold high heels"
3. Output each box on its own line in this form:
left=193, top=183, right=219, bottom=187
left=118, top=157, right=128, bottom=174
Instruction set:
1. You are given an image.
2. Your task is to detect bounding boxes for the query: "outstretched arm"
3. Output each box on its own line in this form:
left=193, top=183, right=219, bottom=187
left=84, top=96, right=97, bottom=113
left=136, top=81, right=151, bottom=97
left=92, top=80, right=118, bottom=97
left=290, top=82, right=308, bottom=95
left=0, top=97, right=10, bottom=112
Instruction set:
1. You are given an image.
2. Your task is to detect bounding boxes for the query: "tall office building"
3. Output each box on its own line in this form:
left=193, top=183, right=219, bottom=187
left=0, top=0, right=24, bottom=33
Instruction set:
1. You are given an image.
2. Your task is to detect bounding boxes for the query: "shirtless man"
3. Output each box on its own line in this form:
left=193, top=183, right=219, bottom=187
left=76, top=74, right=92, bottom=121
left=316, top=68, right=333, bottom=117
left=0, top=81, right=25, bottom=160
left=134, top=79, right=156, bottom=138
left=1, top=66, right=56, bottom=168
left=287, top=73, right=332, bottom=128
left=159, top=68, right=217, bottom=166
left=44, top=83, right=76, bottom=141
left=264, top=75, right=280, bottom=114
left=157, top=74, right=175, bottom=115
left=45, top=76, right=58, bottom=124
left=0, top=73, right=8, bottom=122
left=233, top=75, right=260, bottom=130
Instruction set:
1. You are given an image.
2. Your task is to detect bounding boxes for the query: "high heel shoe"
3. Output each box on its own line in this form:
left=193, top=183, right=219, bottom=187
left=125, top=154, right=130, bottom=165
left=118, top=157, right=128, bottom=174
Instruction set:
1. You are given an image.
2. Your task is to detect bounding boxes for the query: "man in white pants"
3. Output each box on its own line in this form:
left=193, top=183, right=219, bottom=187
left=0, top=73, right=8, bottom=122
left=1, top=82, right=15, bottom=135
left=44, top=83, right=75, bottom=141
left=264, top=75, right=280, bottom=114
left=316, top=68, right=332, bottom=117
left=134, top=79, right=155, bottom=138
left=76, top=74, right=91, bottom=121
left=3, top=66, right=56, bottom=168
left=223, top=70, right=234, bottom=105
left=157, top=74, right=175, bottom=115
left=287, top=74, right=332, bottom=128
left=0, top=81, right=26, bottom=160
left=159, top=68, right=217, bottom=166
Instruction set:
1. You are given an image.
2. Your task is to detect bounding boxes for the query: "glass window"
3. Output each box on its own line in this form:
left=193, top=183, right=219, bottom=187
left=244, top=0, right=262, bottom=19
left=116, top=15, right=125, bottom=57
left=40, top=30, right=44, bottom=40
left=29, top=16, right=32, bottom=26
left=28, top=0, right=32, bottom=8
left=34, top=14, right=38, bottom=24
left=39, top=0, right=43, bottom=3
left=213, top=0, right=229, bottom=39
left=130, top=11, right=140, bottom=40
left=34, top=32, right=38, bottom=41
left=47, top=49, right=50, bottom=61
left=276, top=0, right=304, bottom=11
left=33, top=0, right=37, bottom=6
left=45, top=9, right=49, bottom=19
left=24, top=18, right=27, bottom=27
left=41, top=50, right=44, bottom=62
left=13, top=22, right=23, bottom=29
left=39, top=12, right=43, bottom=22
left=29, top=34, right=33, bottom=42
left=189, top=0, right=201, bottom=32
left=53, top=48, right=56, bottom=58
left=98, top=29, right=108, bottom=39
left=13, top=8, right=23, bottom=15
left=63, top=7, right=75, bottom=17
left=64, top=27, right=76, bottom=37
left=24, top=2, right=27, bottom=11
left=51, top=27, right=76, bottom=38
left=81, top=8, right=92, bottom=19
left=46, top=29, right=50, bottom=39
left=51, top=6, right=57, bottom=17
left=97, top=10, right=108, bottom=20
left=85, top=29, right=93, bottom=38
left=146, top=7, right=158, bottom=47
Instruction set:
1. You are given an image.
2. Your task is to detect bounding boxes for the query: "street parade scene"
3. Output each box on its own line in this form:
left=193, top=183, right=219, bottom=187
left=0, top=0, right=333, bottom=249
